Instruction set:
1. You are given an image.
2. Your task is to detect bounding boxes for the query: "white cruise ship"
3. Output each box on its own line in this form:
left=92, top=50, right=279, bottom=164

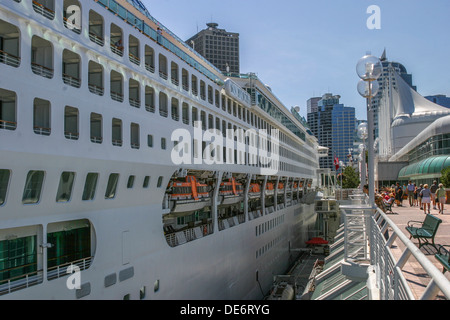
left=0, top=0, right=321, bottom=300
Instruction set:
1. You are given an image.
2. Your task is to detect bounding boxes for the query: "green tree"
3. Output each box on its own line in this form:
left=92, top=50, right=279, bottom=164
left=342, top=166, right=360, bottom=189
left=441, top=166, right=450, bottom=187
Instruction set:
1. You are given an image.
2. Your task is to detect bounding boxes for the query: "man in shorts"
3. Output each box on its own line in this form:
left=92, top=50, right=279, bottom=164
left=430, top=181, right=438, bottom=210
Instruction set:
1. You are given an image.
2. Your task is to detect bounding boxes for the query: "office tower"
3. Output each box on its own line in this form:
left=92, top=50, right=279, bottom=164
left=307, top=94, right=356, bottom=170
left=186, top=22, right=240, bottom=74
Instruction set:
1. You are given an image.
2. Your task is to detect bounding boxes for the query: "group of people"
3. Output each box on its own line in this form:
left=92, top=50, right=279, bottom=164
left=376, top=180, right=446, bottom=215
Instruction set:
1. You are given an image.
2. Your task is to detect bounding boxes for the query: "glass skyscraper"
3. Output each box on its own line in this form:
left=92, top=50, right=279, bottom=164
left=307, top=94, right=356, bottom=170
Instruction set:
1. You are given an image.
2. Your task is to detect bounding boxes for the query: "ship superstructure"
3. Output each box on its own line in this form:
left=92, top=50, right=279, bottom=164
left=0, top=0, right=320, bottom=299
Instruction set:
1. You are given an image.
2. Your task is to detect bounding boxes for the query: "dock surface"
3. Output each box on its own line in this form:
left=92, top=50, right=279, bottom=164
left=385, top=202, right=450, bottom=299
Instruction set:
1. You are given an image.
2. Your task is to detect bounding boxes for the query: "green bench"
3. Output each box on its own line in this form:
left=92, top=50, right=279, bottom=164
left=435, top=245, right=450, bottom=274
left=406, top=214, right=442, bottom=250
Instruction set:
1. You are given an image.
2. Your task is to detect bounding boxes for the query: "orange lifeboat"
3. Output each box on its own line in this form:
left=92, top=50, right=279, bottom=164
left=219, top=177, right=244, bottom=205
left=168, top=175, right=211, bottom=214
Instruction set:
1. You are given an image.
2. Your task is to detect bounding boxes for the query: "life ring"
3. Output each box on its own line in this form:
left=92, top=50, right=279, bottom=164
left=203, top=225, right=208, bottom=236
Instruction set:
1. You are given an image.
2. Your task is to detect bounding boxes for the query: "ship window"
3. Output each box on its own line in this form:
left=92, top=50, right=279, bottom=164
left=129, top=78, right=140, bottom=108
left=127, top=175, right=135, bottom=189
left=159, top=92, right=168, bottom=117
left=110, top=70, right=123, bottom=102
left=0, top=19, right=21, bottom=68
left=31, top=35, right=53, bottom=79
left=170, top=62, right=178, bottom=86
left=0, top=169, right=10, bottom=205
left=56, top=171, right=75, bottom=202
left=131, top=123, right=140, bottom=149
left=63, top=0, right=81, bottom=34
left=105, top=173, right=119, bottom=199
left=182, top=103, right=189, bottom=125
left=32, top=0, right=55, bottom=20
left=110, top=23, right=123, bottom=57
left=33, top=98, right=51, bottom=136
left=88, top=61, right=104, bottom=95
left=207, top=85, right=213, bottom=104
left=64, top=106, right=79, bottom=140
left=0, top=88, right=17, bottom=130
left=0, top=235, right=38, bottom=284
left=147, top=134, right=153, bottom=148
left=158, top=54, right=167, bottom=79
left=144, top=45, right=154, bottom=73
left=112, top=118, right=122, bottom=147
left=157, top=176, right=163, bottom=188
left=140, top=286, right=146, bottom=299
left=128, top=34, right=140, bottom=65
left=90, top=112, right=102, bottom=143
left=191, top=75, right=198, bottom=96
left=171, top=98, right=179, bottom=121
left=182, top=69, right=189, bottom=91
left=82, top=172, right=98, bottom=201
left=47, top=220, right=92, bottom=278
left=143, top=176, right=150, bottom=188
left=145, top=86, right=155, bottom=112
left=89, top=10, right=104, bottom=46
left=22, top=170, right=45, bottom=204
left=161, top=137, right=166, bottom=150
left=191, top=107, right=198, bottom=127
left=199, top=81, right=205, bottom=100
left=62, top=49, right=81, bottom=88
left=154, top=280, right=160, bottom=292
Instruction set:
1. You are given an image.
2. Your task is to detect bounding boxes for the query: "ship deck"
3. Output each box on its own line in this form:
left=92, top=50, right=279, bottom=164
left=382, top=203, right=450, bottom=300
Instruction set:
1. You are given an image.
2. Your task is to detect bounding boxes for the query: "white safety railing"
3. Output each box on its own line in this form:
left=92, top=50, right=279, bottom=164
left=340, top=190, right=450, bottom=300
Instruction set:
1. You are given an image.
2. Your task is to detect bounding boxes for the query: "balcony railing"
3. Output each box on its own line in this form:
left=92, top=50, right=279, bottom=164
left=88, top=84, right=104, bottom=96
left=0, top=50, right=20, bottom=68
left=0, top=268, right=43, bottom=296
left=0, top=120, right=17, bottom=130
left=89, top=32, right=104, bottom=46
left=63, top=73, right=81, bottom=88
left=32, top=1, right=55, bottom=20
left=31, top=62, right=53, bottom=79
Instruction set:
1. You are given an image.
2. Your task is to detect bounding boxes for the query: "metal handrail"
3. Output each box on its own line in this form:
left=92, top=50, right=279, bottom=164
left=371, top=207, right=450, bottom=299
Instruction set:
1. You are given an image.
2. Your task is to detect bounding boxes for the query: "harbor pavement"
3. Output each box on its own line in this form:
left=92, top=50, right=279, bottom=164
left=383, top=202, right=450, bottom=300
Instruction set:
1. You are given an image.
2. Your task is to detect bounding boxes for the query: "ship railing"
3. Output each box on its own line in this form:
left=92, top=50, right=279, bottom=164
left=33, top=126, right=51, bottom=136
left=129, top=53, right=140, bottom=65
left=129, top=98, right=140, bottom=108
left=64, top=131, right=79, bottom=140
left=0, top=119, right=17, bottom=131
left=339, top=195, right=450, bottom=300
left=110, top=43, right=124, bottom=57
left=145, top=63, right=155, bottom=73
left=63, top=73, right=81, bottom=88
left=145, top=104, right=155, bottom=113
left=111, top=91, right=124, bottom=102
left=89, top=32, right=105, bottom=46
left=0, top=268, right=43, bottom=296
left=88, top=84, right=104, bottom=96
left=47, top=257, right=93, bottom=281
left=90, top=135, right=103, bottom=144
left=159, top=71, right=168, bottom=80
left=182, top=84, right=189, bottom=92
left=112, top=139, right=123, bottom=147
left=0, top=50, right=21, bottom=68
left=165, top=222, right=213, bottom=247
left=171, top=77, right=179, bottom=86
left=31, top=62, right=54, bottom=79
left=32, top=1, right=55, bottom=20
left=63, top=17, right=81, bottom=34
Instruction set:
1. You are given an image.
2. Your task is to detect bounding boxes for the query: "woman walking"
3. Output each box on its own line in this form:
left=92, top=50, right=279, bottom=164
left=420, top=184, right=432, bottom=214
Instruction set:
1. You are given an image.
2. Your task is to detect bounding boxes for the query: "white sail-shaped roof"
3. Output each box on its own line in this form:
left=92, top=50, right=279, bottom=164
left=387, top=69, right=450, bottom=155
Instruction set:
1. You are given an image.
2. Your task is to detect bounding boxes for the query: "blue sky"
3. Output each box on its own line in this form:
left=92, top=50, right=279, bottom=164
left=142, top=0, right=450, bottom=120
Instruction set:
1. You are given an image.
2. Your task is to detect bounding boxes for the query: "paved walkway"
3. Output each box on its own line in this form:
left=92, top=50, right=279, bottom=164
left=384, top=201, right=450, bottom=299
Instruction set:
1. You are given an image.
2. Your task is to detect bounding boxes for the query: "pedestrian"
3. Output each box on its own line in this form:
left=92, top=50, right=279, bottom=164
left=436, top=183, right=446, bottom=214
left=407, top=180, right=415, bottom=206
left=157, top=27, right=162, bottom=44
left=417, top=184, right=423, bottom=209
left=430, top=180, right=438, bottom=210
left=413, top=184, right=418, bottom=206
left=420, top=184, right=431, bottom=214
left=395, top=182, right=403, bottom=206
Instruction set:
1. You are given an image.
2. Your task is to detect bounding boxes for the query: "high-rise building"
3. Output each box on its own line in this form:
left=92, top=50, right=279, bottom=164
left=307, top=94, right=356, bottom=170
left=186, top=22, right=240, bottom=74
left=425, top=95, right=450, bottom=109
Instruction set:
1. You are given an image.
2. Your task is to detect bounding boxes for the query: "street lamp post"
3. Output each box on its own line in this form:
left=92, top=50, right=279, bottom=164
left=357, top=122, right=368, bottom=191
left=356, top=54, right=382, bottom=206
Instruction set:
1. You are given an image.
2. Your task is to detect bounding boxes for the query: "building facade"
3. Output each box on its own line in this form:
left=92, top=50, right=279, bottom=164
left=307, top=94, right=356, bottom=170
left=186, top=22, right=240, bottom=74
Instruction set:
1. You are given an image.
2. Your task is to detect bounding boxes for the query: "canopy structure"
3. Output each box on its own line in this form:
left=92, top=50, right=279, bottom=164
left=398, top=155, right=450, bottom=180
